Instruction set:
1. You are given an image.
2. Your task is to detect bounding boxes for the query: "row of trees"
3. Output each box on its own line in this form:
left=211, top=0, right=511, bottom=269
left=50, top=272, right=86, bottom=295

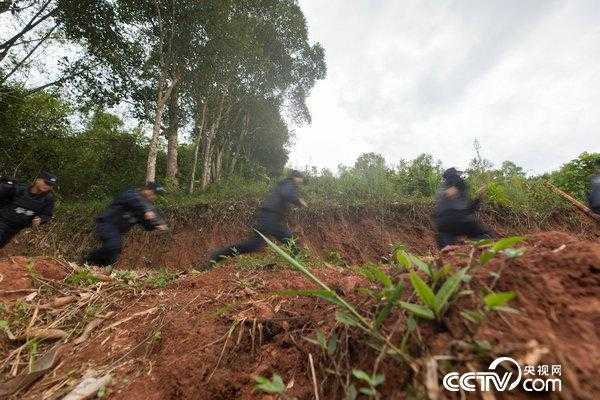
left=1, top=0, right=326, bottom=195
left=301, top=150, right=600, bottom=212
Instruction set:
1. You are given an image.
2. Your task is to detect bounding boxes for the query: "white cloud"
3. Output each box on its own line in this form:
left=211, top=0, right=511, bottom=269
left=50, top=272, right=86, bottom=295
left=291, top=0, right=600, bottom=174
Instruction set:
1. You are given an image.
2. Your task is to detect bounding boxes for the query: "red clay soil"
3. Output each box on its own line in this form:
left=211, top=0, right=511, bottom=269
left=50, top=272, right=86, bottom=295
left=116, top=210, right=439, bottom=270
left=4, top=231, right=600, bottom=399
left=0, top=256, right=69, bottom=299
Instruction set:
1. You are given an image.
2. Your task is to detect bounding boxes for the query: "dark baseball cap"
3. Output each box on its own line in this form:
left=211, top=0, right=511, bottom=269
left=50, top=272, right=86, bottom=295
left=144, top=181, right=166, bottom=194
left=38, top=171, right=57, bottom=186
left=443, top=168, right=463, bottom=180
left=288, top=170, right=305, bottom=179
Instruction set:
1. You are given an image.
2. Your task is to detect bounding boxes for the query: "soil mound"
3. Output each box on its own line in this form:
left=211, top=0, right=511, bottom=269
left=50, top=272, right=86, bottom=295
left=0, top=257, right=69, bottom=298
left=1, top=231, right=599, bottom=399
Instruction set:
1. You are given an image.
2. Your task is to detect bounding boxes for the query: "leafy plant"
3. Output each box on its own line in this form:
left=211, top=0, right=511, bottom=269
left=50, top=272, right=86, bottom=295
left=305, top=329, right=338, bottom=356
left=254, top=373, right=286, bottom=394
left=399, top=268, right=467, bottom=322
left=461, top=291, right=517, bottom=324
left=352, top=369, right=385, bottom=399
left=260, top=232, right=414, bottom=366
left=145, top=268, right=178, bottom=288
left=479, top=236, right=526, bottom=266
left=65, top=268, right=100, bottom=286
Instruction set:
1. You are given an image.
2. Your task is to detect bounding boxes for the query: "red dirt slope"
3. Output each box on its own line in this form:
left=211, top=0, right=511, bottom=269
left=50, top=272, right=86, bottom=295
left=1, top=231, right=599, bottom=399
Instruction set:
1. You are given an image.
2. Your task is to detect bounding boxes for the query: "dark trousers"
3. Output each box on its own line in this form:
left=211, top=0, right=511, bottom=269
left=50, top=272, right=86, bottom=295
left=86, top=222, right=123, bottom=267
left=0, top=220, right=19, bottom=249
left=210, top=211, right=296, bottom=263
left=435, top=215, right=493, bottom=249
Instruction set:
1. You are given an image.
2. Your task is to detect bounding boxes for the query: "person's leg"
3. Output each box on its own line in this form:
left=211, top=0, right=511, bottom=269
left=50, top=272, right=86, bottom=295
left=0, top=221, right=18, bottom=249
left=262, top=215, right=300, bottom=256
left=209, top=233, right=265, bottom=263
left=86, top=223, right=122, bottom=267
left=436, top=230, right=458, bottom=249
left=462, top=219, right=494, bottom=241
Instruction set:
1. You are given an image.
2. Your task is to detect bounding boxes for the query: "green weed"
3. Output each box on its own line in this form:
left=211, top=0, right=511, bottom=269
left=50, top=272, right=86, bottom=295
left=352, top=369, right=385, bottom=399
left=254, top=373, right=296, bottom=399
left=65, top=268, right=100, bottom=286
left=145, top=268, right=178, bottom=288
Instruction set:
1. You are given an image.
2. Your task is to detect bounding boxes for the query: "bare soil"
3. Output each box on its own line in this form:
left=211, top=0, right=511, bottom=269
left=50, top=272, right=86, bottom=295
left=0, top=207, right=599, bottom=400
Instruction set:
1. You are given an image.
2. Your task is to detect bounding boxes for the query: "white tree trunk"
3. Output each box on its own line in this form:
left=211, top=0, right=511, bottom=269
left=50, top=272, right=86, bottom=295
left=200, top=94, right=226, bottom=190
left=145, top=74, right=180, bottom=183
left=166, top=90, right=180, bottom=185
left=189, top=102, right=207, bottom=194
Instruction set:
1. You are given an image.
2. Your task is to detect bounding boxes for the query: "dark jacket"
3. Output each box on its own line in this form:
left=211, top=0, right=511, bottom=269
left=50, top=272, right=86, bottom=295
left=259, top=178, right=302, bottom=216
left=589, top=175, right=600, bottom=211
left=0, top=181, right=55, bottom=228
left=433, top=177, right=479, bottom=222
left=97, top=188, right=162, bottom=233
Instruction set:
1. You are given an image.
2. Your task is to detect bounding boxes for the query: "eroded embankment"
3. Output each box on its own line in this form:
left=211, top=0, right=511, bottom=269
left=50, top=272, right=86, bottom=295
left=1, top=231, right=599, bottom=399
left=1, top=202, right=599, bottom=269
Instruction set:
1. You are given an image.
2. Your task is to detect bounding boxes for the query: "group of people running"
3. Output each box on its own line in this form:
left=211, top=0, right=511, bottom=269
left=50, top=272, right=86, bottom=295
left=1, top=168, right=600, bottom=269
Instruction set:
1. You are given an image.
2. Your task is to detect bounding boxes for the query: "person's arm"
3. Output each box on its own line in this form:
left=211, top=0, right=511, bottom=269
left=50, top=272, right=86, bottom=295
left=282, top=182, right=305, bottom=208
left=0, top=179, right=17, bottom=201
left=124, top=191, right=167, bottom=231
left=33, top=195, right=55, bottom=226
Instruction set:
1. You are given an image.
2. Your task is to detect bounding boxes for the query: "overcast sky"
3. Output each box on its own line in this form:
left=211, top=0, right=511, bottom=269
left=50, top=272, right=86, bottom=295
left=289, top=0, right=600, bottom=174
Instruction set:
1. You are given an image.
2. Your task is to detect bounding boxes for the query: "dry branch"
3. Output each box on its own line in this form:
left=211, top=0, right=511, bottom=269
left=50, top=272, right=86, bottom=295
left=546, top=182, right=600, bottom=223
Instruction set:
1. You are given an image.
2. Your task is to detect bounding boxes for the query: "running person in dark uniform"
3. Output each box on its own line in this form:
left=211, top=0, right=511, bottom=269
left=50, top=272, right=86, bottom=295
left=85, top=182, right=168, bottom=267
left=433, top=168, right=493, bottom=249
left=0, top=172, right=56, bottom=249
left=208, top=170, right=307, bottom=265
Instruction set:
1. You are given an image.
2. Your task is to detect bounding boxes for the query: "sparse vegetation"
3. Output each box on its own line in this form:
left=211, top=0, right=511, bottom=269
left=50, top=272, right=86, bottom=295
left=145, top=268, right=178, bottom=288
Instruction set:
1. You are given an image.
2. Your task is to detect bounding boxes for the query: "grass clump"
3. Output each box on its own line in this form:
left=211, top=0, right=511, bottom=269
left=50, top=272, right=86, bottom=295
left=64, top=268, right=100, bottom=286
left=145, top=268, right=178, bottom=288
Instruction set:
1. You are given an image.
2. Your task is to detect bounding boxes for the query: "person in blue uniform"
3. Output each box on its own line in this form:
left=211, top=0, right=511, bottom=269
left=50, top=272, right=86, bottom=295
left=0, top=172, right=56, bottom=249
left=433, top=168, right=493, bottom=249
left=85, top=182, right=168, bottom=267
left=208, top=170, right=307, bottom=264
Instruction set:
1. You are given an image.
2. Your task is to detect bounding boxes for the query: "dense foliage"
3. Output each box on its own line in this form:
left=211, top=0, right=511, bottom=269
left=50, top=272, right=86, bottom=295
left=1, top=0, right=326, bottom=192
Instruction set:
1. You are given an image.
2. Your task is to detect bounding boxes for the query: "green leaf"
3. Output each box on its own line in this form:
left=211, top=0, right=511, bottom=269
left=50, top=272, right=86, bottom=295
left=484, top=291, right=516, bottom=309
left=374, top=283, right=404, bottom=330
left=399, top=302, right=435, bottom=320
left=479, top=251, right=496, bottom=265
left=493, top=305, right=519, bottom=314
left=371, top=373, right=385, bottom=387
left=316, top=330, right=327, bottom=350
left=461, top=310, right=484, bottom=323
left=359, top=263, right=393, bottom=289
left=409, top=254, right=432, bottom=276
left=434, top=268, right=466, bottom=315
left=394, top=248, right=412, bottom=270
left=0, top=320, right=8, bottom=329
left=409, top=272, right=436, bottom=311
left=327, top=333, right=338, bottom=356
left=254, top=374, right=286, bottom=394
left=336, top=311, right=362, bottom=328
left=276, top=289, right=343, bottom=307
left=352, top=369, right=372, bottom=383
left=492, top=236, right=526, bottom=252
left=346, top=384, right=358, bottom=400
left=502, top=248, right=526, bottom=258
